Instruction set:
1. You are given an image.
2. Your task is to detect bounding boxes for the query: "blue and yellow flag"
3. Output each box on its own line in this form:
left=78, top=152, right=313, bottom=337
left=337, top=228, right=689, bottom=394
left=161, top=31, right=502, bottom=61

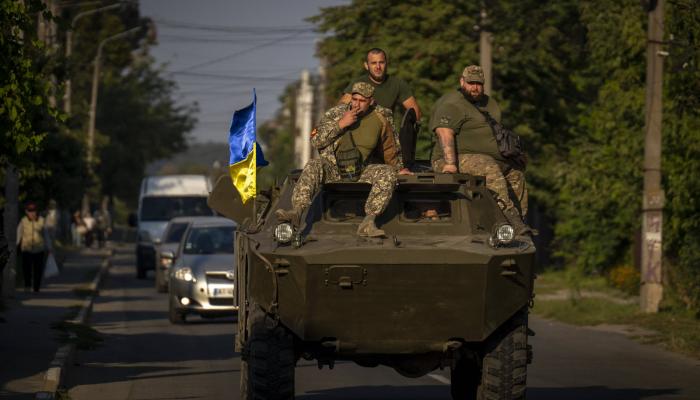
left=228, top=91, right=268, bottom=204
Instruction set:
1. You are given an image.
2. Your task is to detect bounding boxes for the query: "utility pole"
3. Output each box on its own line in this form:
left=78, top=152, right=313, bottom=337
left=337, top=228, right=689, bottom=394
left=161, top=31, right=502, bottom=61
left=479, top=5, right=493, bottom=96
left=64, top=2, right=124, bottom=115
left=2, top=166, right=19, bottom=301
left=640, top=0, right=665, bottom=313
left=83, top=26, right=142, bottom=215
left=294, top=69, right=314, bottom=168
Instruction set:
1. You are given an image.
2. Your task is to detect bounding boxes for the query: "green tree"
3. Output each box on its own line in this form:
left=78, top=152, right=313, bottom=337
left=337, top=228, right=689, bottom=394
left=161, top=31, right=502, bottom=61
left=64, top=3, right=197, bottom=208
left=96, top=59, right=196, bottom=206
left=663, top=0, right=700, bottom=311
left=1, top=0, right=57, bottom=168
left=257, top=83, right=297, bottom=189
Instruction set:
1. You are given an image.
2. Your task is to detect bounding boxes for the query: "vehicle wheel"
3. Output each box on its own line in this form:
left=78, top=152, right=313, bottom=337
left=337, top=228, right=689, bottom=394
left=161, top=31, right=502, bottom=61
left=168, top=296, right=186, bottom=324
left=242, top=306, right=295, bottom=400
left=451, top=311, right=528, bottom=400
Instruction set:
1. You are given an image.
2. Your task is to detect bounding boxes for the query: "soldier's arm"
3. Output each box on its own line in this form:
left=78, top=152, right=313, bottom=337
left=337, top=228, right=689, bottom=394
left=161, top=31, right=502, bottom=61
left=338, top=93, right=352, bottom=105
left=435, top=127, right=458, bottom=173
left=378, top=117, right=402, bottom=170
left=402, top=96, right=422, bottom=120
left=311, top=105, right=353, bottom=150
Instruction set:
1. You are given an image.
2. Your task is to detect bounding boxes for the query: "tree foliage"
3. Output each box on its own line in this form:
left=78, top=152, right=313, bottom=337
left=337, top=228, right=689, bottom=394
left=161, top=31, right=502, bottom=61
left=0, top=0, right=56, bottom=167
left=63, top=2, right=197, bottom=207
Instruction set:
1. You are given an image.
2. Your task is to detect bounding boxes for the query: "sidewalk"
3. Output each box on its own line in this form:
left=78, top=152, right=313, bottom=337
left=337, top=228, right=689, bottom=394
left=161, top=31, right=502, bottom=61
left=0, top=247, right=112, bottom=399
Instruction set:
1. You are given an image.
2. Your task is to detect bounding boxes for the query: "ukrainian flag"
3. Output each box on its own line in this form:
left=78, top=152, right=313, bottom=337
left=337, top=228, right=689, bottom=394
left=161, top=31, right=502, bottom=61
left=229, top=92, right=268, bottom=204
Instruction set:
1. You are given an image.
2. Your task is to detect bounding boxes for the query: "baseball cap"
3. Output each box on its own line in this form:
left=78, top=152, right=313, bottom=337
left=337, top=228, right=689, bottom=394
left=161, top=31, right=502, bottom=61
left=351, top=82, right=374, bottom=98
left=462, top=65, right=485, bottom=84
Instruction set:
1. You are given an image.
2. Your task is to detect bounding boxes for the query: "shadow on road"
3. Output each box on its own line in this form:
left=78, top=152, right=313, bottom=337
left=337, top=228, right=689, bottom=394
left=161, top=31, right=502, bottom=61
left=297, top=385, right=449, bottom=400
left=528, top=386, right=681, bottom=400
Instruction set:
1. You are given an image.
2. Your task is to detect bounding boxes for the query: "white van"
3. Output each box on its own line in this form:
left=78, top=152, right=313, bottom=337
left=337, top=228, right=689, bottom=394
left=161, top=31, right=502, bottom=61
left=135, top=175, right=214, bottom=279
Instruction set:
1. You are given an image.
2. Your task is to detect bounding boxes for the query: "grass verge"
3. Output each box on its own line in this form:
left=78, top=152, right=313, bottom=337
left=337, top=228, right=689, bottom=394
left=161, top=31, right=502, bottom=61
left=534, top=270, right=700, bottom=359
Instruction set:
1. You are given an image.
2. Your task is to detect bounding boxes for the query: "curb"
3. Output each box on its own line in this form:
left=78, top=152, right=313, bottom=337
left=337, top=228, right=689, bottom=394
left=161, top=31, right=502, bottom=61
left=35, top=248, right=114, bottom=400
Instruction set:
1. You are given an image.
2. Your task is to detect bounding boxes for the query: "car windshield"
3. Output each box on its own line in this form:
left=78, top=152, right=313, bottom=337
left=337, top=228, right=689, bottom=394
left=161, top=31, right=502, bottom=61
left=163, top=222, right=188, bottom=243
left=183, top=226, right=234, bottom=255
left=140, top=196, right=212, bottom=222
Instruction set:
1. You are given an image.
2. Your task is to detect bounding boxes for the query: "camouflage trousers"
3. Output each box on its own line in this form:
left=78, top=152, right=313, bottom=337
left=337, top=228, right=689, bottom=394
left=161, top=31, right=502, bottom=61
left=292, top=159, right=397, bottom=216
left=433, top=154, right=528, bottom=216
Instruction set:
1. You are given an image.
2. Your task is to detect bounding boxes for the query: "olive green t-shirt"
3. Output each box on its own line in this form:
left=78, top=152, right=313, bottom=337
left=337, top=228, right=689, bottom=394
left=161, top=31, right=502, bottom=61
left=344, top=74, right=413, bottom=110
left=336, top=111, right=383, bottom=162
left=429, top=90, right=504, bottom=163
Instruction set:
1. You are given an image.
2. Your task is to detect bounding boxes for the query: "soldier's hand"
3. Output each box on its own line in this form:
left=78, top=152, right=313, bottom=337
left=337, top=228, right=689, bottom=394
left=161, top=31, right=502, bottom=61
left=398, top=168, right=414, bottom=176
left=338, top=107, right=359, bottom=129
left=442, top=164, right=458, bottom=174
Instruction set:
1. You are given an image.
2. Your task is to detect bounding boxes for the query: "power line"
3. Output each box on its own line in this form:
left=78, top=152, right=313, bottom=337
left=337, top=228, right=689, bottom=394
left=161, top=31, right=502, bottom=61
left=157, top=33, right=317, bottom=44
left=153, top=18, right=313, bottom=35
left=169, top=30, right=309, bottom=74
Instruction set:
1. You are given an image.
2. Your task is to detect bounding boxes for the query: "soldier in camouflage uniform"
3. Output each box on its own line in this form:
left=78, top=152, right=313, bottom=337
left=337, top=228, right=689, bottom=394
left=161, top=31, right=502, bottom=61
left=277, top=82, right=408, bottom=237
left=430, top=65, right=532, bottom=235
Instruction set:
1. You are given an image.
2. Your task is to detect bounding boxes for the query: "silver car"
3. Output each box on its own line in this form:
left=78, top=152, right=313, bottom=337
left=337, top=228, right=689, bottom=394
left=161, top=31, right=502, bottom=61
left=166, top=217, right=237, bottom=323
left=155, top=217, right=192, bottom=293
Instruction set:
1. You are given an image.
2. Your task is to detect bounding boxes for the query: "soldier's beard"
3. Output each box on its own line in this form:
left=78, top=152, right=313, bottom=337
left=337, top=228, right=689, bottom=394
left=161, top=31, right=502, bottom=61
left=368, top=70, right=386, bottom=83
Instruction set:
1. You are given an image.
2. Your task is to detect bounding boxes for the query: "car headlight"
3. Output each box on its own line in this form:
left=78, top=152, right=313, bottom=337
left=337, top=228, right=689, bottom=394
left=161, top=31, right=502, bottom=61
left=274, top=223, right=294, bottom=243
left=174, top=267, right=195, bottom=282
left=489, top=223, right=515, bottom=247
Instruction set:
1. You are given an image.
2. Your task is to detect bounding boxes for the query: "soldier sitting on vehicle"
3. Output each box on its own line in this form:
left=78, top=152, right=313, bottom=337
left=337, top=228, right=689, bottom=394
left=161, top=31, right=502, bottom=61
left=276, top=82, right=410, bottom=238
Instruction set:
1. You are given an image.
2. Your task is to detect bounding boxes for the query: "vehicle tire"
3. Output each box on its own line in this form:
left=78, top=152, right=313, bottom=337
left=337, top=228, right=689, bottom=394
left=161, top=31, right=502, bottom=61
left=168, top=296, right=186, bottom=324
left=451, top=311, right=528, bottom=400
left=242, top=306, right=295, bottom=400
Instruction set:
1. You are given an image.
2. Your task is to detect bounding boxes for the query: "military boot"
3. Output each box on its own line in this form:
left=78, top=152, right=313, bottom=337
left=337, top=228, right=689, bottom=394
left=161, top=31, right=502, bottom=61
left=275, top=208, right=302, bottom=225
left=357, top=215, right=386, bottom=238
left=503, top=207, right=536, bottom=236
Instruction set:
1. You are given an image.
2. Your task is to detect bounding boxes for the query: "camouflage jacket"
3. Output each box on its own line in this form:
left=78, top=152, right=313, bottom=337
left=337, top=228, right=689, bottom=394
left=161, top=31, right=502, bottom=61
left=311, top=103, right=404, bottom=170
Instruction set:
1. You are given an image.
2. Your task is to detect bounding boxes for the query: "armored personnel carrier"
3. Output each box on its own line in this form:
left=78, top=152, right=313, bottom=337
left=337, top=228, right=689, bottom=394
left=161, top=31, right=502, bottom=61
left=208, top=169, right=535, bottom=400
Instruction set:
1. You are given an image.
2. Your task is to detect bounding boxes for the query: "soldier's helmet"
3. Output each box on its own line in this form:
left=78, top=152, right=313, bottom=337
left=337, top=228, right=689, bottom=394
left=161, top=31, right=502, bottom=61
left=462, top=65, right=485, bottom=84
left=351, top=82, right=374, bottom=98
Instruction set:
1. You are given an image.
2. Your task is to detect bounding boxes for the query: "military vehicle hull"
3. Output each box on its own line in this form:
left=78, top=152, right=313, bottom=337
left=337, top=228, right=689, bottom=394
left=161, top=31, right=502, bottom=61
left=209, top=172, right=535, bottom=399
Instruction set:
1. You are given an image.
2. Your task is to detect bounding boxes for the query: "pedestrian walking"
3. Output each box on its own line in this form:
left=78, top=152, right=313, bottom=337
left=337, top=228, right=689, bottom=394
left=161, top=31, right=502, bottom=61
left=16, top=202, right=52, bottom=292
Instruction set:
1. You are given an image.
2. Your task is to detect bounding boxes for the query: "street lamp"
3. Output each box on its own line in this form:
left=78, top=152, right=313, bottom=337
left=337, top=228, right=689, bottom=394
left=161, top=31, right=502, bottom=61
left=81, top=26, right=142, bottom=216
left=64, top=2, right=126, bottom=115
left=86, top=26, right=143, bottom=166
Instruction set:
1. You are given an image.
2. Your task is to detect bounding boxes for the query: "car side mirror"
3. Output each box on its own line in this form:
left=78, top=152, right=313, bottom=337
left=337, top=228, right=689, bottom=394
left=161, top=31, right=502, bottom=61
left=207, top=174, right=253, bottom=225
left=128, top=213, right=137, bottom=227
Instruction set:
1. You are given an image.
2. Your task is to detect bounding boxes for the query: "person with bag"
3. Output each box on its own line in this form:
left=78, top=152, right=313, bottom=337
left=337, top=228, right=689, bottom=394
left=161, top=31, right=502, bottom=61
left=430, top=65, right=532, bottom=235
left=16, top=202, right=52, bottom=292
left=276, top=82, right=410, bottom=238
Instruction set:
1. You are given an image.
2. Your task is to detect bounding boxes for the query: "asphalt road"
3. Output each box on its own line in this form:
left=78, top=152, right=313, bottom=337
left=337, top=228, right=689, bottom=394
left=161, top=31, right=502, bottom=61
left=66, top=245, right=700, bottom=400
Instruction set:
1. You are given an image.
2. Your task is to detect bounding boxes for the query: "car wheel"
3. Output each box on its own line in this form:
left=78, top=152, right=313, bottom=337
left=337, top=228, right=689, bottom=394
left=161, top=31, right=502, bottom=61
left=168, top=296, right=186, bottom=324
left=451, top=310, right=528, bottom=400
left=242, top=304, right=295, bottom=400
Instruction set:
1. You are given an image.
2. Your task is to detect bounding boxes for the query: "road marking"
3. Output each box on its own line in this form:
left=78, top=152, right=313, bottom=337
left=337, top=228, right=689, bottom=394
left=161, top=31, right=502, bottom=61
left=428, top=373, right=450, bottom=384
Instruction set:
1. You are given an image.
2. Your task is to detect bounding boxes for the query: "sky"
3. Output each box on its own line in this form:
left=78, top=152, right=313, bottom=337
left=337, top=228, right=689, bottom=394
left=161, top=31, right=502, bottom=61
left=139, top=0, right=349, bottom=144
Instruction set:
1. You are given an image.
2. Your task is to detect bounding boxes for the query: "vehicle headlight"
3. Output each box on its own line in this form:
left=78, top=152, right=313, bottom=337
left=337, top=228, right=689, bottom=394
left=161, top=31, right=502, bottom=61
left=489, top=223, right=515, bottom=247
left=174, top=267, right=194, bottom=282
left=274, top=223, right=294, bottom=243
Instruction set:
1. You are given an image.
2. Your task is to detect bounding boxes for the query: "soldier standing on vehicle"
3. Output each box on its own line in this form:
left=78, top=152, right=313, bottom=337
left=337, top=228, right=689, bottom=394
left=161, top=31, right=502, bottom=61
left=339, top=48, right=421, bottom=120
left=277, top=82, right=409, bottom=237
left=430, top=65, right=531, bottom=235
